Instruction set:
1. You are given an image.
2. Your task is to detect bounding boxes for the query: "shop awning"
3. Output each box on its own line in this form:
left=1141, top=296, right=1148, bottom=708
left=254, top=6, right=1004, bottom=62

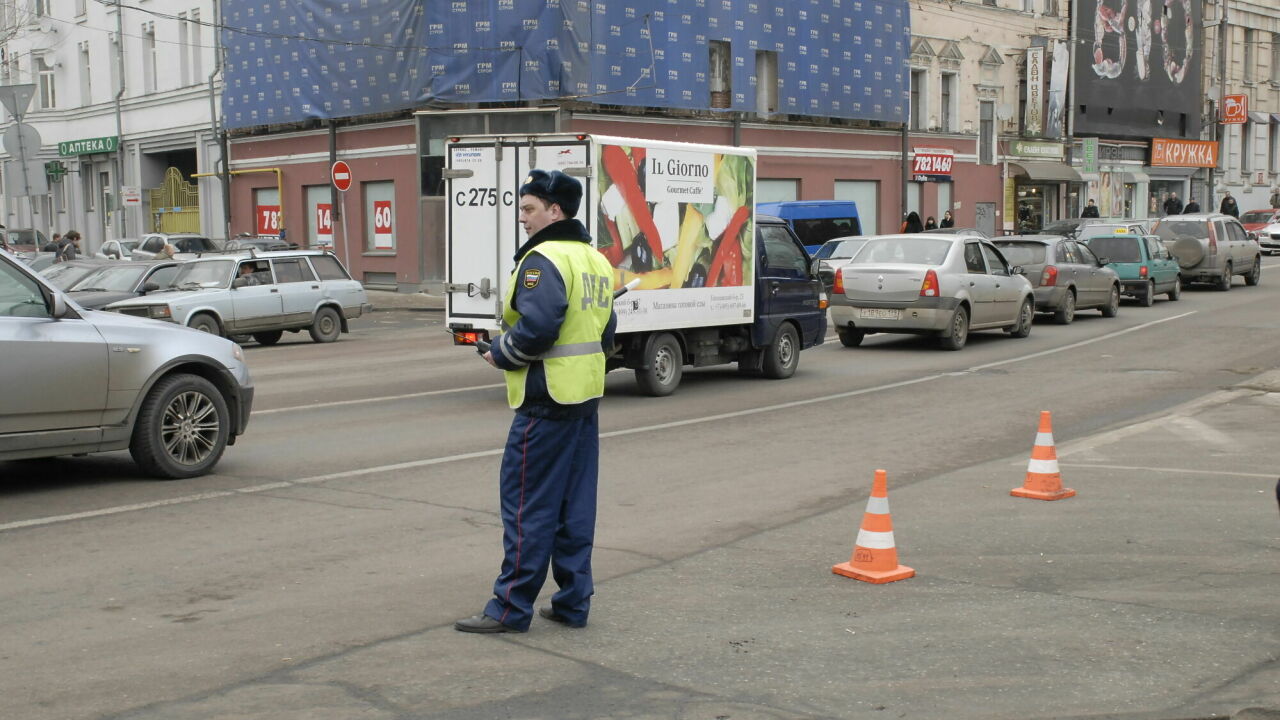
left=1122, top=169, right=1149, bottom=184
left=1147, top=166, right=1200, bottom=178
left=1249, top=111, right=1271, bottom=124
left=1009, top=161, right=1081, bottom=182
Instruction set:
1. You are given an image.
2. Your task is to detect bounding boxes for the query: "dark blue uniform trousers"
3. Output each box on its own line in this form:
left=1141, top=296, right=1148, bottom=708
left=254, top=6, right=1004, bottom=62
left=484, top=412, right=598, bottom=631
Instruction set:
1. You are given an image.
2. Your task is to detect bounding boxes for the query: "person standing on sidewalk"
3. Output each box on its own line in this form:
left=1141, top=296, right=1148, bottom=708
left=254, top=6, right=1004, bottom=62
left=454, top=169, right=617, bottom=634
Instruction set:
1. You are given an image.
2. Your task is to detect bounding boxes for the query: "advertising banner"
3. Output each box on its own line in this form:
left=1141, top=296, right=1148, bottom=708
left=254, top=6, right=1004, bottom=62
left=256, top=205, right=281, bottom=236
left=315, top=203, right=333, bottom=248
left=1222, top=94, right=1247, bottom=124
left=911, top=148, right=954, bottom=182
left=1072, top=0, right=1202, bottom=139
left=1150, top=138, right=1219, bottom=168
left=373, top=200, right=394, bottom=249
left=595, top=142, right=756, bottom=328
left=1046, top=40, right=1069, bottom=139
left=1082, top=137, right=1100, bottom=173
left=1024, top=47, right=1044, bottom=136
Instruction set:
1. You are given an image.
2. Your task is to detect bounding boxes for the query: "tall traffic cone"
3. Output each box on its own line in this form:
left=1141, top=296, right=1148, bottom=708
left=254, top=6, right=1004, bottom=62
left=832, top=469, right=914, bottom=584
left=1011, top=410, right=1076, bottom=501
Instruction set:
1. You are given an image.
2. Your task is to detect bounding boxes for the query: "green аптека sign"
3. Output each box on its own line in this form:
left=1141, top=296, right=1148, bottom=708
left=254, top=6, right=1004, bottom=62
left=58, top=135, right=119, bottom=156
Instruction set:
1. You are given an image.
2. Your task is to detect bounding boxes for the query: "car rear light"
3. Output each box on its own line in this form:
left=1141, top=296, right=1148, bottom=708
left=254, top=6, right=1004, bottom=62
left=1208, top=222, right=1218, bottom=254
left=1040, top=265, right=1058, bottom=286
left=833, top=268, right=845, bottom=294
left=1139, top=265, right=1148, bottom=277
left=818, top=292, right=829, bottom=310
left=919, top=269, right=940, bottom=297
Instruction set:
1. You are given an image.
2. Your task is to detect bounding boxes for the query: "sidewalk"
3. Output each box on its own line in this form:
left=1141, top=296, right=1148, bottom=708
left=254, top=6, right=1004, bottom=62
left=364, top=288, right=444, bottom=311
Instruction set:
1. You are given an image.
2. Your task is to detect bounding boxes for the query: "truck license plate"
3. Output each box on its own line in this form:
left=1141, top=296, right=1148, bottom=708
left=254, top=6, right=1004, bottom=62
left=859, top=308, right=901, bottom=320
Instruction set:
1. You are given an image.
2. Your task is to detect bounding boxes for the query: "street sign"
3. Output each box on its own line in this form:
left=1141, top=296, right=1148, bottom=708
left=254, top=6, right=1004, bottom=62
left=1222, top=94, right=1247, bottom=124
left=331, top=161, right=352, bottom=192
left=58, top=135, right=119, bottom=156
left=2, top=122, right=41, bottom=157
left=0, top=83, right=36, bottom=119
left=2, top=123, right=47, bottom=196
left=122, top=186, right=141, bottom=206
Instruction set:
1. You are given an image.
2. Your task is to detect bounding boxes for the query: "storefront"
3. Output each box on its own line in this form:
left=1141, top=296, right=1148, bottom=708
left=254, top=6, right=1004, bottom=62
left=1004, top=140, right=1077, bottom=232
left=1148, top=138, right=1219, bottom=217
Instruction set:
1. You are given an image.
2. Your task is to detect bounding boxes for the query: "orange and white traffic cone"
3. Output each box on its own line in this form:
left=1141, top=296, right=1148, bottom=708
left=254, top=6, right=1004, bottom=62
left=832, top=469, right=914, bottom=584
left=1011, top=410, right=1076, bottom=501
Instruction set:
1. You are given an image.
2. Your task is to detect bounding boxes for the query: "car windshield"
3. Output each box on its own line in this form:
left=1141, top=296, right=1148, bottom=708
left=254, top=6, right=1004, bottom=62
left=1240, top=210, right=1275, bottom=224
left=814, top=238, right=867, bottom=260
left=794, top=217, right=860, bottom=247
left=992, top=242, right=1047, bottom=265
left=170, top=259, right=234, bottom=288
left=1076, top=224, right=1129, bottom=240
left=851, top=237, right=952, bottom=265
left=1152, top=220, right=1210, bottom=242
left=1087, top=236, right=1143, bottom=263
left=42, top=264, right=103, bottom=290
left=69, top=264, right=148, bottom=292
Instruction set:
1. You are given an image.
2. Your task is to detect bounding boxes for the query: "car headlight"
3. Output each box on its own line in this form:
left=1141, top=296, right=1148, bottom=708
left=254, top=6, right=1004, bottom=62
left=231, top=344, right=244, bottom=362
left=148, top=305, right=172, bottom=319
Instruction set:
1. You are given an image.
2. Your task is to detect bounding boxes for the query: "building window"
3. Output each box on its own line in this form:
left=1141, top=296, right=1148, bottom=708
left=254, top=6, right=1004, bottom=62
left=708, top=40, right=730, bottom=108
left=364, top=180, right=396, bottom=251
left=37, top=55, right=55, bottom=109
left=755, top=50, right=778, bottom=117
left=75, top=0, right=87, bottom=17
left=79, top=42, right=91, bottom=105
left=1243, top=29, right=1255, bottom=82
left=142, top=22, right=156, bottom=93
left=1022, top=0, right=1034, bottom=12
left=980, top=101, right=995, bottom=164
left=83, top=163, right=95, bottom=211
left=941, top=73, right=956, bottom=132
left=834, top=180, right=879, bottom=235
left=910, top=69, right=926, bottom=131
left=983, top=0, right=997, bottom=6
left=758, top=179, right=799, bottom=202
left=1242, top=122, right=1252, bottom=173
left=109, top=33, right=121, bottom=96
left=190, top=9, right=202, bottom=80
left=1272, top=33, right=1280, bottom=84
left=34, top=0, right=47, bottom=17
left=1044, top=0, right=1058, bottom=15
left=178, top=13, right=190, bottom=86
left=1269, top=123, right=1278, bottom=175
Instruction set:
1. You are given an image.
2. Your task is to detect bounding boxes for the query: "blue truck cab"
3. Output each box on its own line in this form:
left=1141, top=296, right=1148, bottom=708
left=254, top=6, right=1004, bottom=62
left=756, top=201, right=863, bottom=255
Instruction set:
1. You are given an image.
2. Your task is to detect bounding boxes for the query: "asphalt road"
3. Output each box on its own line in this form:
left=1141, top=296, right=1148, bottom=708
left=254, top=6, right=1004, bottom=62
left=2, top=267, right=1279, bottom=720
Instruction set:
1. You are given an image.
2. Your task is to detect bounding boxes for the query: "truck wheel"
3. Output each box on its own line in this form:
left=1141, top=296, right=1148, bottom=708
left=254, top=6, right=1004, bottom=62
left=937, top=305, right=969, bottom=350
left=837, top=327, right=865, bottom=347
left=1053, top=290, right=1075, bottom=325
left=1216, top=263, right=1232, bottom=291
left=1245, top=258, right=1261, bottom=286
left=762, top=324, right=799, bottom=379
left=129, top=374, right=230, bottom=479
left=635, top=332, right=682, bottom=396
left=1167, top=276, right=1182, bottom=301
left=309, top=307, right=342, bottom=343
left=1100, top=285, right=1120, bottom=317
left=188, top=313, right=221, bottom=336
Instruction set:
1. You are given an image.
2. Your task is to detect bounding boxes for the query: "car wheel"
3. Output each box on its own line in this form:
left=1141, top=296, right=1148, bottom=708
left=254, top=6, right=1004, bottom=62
left=1008, top=298, right=1034, bottom=338
left=1216, top=263, right=1232, bottom=291
left=228, top=334, right=252, bottom=344
left=253, top=330, right=284, bottom=346
left=1245, top=258, right=1261, bottom=286
left=1168, top=275, right=1182, bottom=301
left=1053, top=290, right=1075, bottom=325
left=938, top=305, right=969, bottom=350
left=762, top=323, right=799, bottom=379
left=635, top=332, right=682, bottom=396
left=1100, top=285, right=1120, bottom=317
left=128, top=373, right=230, bottom=479
left=308, top=306, right=342, bottom=343
left=1140, top=280, right=1155, bottom=307
left=188, top=313, right=222, bottom=336
left=837, top=327, right=865, bottom=347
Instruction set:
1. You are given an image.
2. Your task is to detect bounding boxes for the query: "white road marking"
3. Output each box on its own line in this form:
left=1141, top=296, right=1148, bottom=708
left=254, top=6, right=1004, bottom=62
left=1, top=311, right=1202, bottom=533
left=1059, top=463, right=1276, bottom=479
left=254, top=383, right=505, bottom=415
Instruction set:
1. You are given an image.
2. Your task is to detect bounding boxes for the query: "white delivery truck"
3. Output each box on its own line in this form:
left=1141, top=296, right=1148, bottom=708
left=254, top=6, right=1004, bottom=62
left=445, top=133, right=826, bottom=396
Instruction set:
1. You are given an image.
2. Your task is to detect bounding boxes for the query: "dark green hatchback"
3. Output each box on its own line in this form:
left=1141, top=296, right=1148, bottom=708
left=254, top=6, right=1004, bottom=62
left=1084, top=233, right=1181, bottom=307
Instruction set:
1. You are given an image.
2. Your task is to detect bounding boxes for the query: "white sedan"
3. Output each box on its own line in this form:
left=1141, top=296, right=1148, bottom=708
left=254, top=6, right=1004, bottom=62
left=1255, top=222, right=1280, bottom=255
left=828, top=234, right=1035, bottom=350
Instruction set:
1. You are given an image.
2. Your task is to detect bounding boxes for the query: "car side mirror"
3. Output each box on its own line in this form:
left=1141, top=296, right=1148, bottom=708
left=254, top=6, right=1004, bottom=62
left=817, top=266, right=834, bottom=284
left=1097, top=257, right=1110, bottom=265
left=142, top=282, right=160, bottom=293
left=50, top=292, right=69, bottom=319
left=232, top=277, right=248, bottom=289
left=1009, top=265, right=1024, bottom=276
left=809, top=258, right=824, bottom=276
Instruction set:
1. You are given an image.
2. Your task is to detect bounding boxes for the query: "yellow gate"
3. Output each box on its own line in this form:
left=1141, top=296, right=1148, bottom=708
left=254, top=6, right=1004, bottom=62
left=148, top=167, right=201, bottom=233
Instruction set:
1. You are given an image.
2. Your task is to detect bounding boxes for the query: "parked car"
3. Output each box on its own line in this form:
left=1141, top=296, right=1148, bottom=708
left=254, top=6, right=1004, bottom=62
left=1151, top=214, right=1261, bottom=290
left=1040, top=218, right=1145, bottom=239
left=1082, top=233, right=1181, bottom=307
left=18, top=252, right=59, bottom=272
left=828, top=234, right=1035, bottom=350
left=921, top=227, right=989, bottom=239
left=39, top=258, right=109, bottom=290
left=756, top=200, right=862, bottom=255
left=1255, top=219, right=1280, bottom=255
left=65, top=260, right=184, bottom=309
left=810, top=236, right=869, bottom=291
left=5, top=228, right=50, bottom=253
left=1238, top=208, right=1279, bottom=234
left=992, top=235, right=1121, bottom=323
left=95, top=238, right=141, bottom=260
left=131, top=233, right=221, bottom=259
left=226, top=235, right=296, bottom=252
left=105, top=250, right=371, bottom=345
left=0, top=248, right=253, bottom=478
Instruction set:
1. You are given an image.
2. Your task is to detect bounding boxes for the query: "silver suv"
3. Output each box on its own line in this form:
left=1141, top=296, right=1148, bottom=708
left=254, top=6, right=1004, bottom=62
left=1152, top=214, right=1262, bottom=290
left=105, top=250, right=370, bottom=345
left=0, top=249, right=253, bottom=478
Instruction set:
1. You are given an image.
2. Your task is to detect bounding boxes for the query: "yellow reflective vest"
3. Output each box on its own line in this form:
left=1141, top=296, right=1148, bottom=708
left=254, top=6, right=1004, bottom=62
left=502, top=240, right=614, bottom=409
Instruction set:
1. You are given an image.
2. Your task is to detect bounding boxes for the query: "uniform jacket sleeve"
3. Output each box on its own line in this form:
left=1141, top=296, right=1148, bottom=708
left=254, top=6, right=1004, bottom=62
left=491, top=253, right=567, bottom=371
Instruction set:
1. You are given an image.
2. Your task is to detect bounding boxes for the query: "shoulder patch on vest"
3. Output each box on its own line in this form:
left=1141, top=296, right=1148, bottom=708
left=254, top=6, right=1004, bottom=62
left=523, top=268, right=542, bottom=289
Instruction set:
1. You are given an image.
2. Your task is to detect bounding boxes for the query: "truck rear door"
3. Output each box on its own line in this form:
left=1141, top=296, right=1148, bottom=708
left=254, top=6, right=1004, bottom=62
left=755, top=223, right=824, bottom=346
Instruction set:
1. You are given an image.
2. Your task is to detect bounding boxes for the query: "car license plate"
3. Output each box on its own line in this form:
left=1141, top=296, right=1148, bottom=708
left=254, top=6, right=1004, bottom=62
left=859, top=308, right=901, bottom=320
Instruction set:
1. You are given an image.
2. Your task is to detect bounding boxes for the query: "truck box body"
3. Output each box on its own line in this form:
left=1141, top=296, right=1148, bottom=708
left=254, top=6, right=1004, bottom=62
left=446, top=133, right=824, bottom=395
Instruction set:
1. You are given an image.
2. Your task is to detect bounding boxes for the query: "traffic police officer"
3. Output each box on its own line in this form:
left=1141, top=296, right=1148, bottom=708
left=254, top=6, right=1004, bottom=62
left=455, top=169, right=617, bottom=633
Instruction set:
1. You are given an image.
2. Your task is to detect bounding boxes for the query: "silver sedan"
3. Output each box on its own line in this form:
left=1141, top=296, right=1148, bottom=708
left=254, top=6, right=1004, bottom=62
left=828, top=234, right=1035, bottom=350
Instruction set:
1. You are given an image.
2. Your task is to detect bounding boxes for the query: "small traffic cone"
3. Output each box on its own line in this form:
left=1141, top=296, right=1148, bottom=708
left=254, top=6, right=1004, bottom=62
left=1011, top=410, right=1076, bottom=501
left=832, top=469, right=914, bottom=584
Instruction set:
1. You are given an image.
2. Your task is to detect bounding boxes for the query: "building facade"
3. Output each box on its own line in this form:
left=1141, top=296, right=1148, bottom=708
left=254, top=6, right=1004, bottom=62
left=0, top=0, right=225, bottom=255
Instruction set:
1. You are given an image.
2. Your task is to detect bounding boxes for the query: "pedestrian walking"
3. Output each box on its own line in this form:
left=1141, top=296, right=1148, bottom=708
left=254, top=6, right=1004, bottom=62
left=58, top=231, right=81, bottom=262
left=940, top=210, right=955, bottom=228
left=1162, top=192, right=1183, bottom=216
left=454, top=169, right=617, bottom=634
left=1220, top=193, right=1239, bottom=218
left=1269, top=189, right=1279, bottom=209
left=899, top=211, right=924, bottom=233
left=1081, top=199, right=1100, bottom=218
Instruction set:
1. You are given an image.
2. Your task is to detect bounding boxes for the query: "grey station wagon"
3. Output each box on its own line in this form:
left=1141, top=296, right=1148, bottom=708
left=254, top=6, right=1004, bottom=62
left=105, top=251, right=371, bottom=345
left=0, top=249, right=253, bottom=479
